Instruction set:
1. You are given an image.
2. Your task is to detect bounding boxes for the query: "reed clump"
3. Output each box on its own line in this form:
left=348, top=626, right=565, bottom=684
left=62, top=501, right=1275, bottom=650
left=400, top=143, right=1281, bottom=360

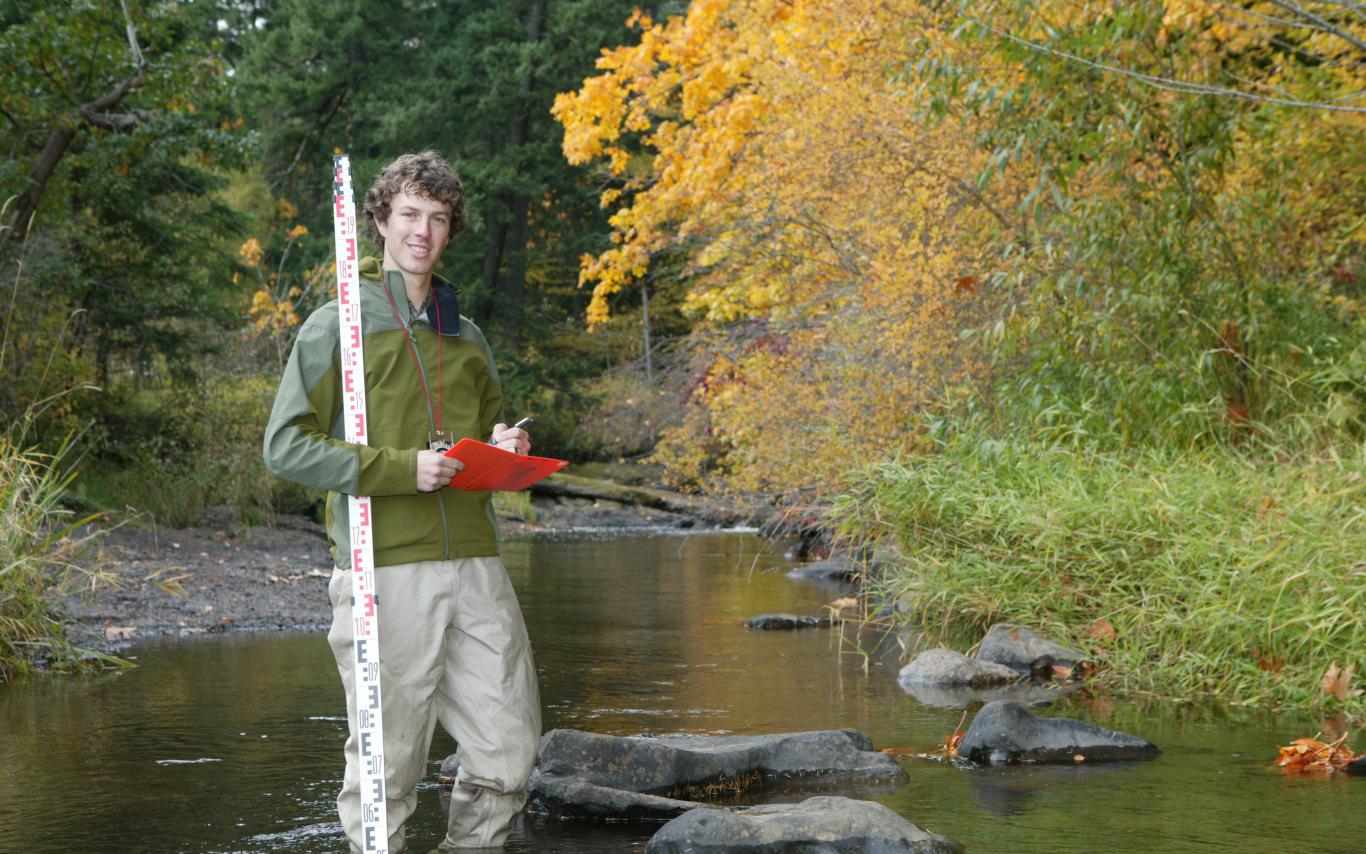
left=837, top=437, right=1365, bottom=710
left=0, top=435, right=114, bottom=679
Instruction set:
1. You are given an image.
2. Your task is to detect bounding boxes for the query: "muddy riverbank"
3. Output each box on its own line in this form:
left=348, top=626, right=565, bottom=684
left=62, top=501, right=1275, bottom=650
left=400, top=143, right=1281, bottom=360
left=60, top=479, right=759, bottom=656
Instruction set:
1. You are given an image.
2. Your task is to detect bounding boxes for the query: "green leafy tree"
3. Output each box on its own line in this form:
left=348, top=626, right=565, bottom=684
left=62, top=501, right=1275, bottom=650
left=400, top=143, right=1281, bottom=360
left=237, top=0, right=670, bottom=450
left=0, top=0, right=246, bottom=416
left=918, top=0, right=1365, bottom=446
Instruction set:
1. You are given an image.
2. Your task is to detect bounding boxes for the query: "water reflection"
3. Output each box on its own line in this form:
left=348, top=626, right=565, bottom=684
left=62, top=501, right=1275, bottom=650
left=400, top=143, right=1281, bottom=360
left=0, top=531, right=1362, bottom=853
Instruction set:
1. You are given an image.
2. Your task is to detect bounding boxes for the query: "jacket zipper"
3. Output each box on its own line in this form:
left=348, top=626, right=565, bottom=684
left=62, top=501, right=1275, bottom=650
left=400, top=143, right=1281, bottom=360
left=384, top=273, right=453, bottom=561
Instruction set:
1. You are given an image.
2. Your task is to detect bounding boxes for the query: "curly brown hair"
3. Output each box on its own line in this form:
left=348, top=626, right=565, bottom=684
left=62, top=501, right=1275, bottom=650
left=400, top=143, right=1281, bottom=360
left=362, top=150, right=467, bottom=249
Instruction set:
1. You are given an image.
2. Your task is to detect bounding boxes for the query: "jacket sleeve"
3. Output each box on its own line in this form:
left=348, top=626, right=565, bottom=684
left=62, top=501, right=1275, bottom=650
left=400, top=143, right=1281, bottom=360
left=262, top=312, right=418, bottom=497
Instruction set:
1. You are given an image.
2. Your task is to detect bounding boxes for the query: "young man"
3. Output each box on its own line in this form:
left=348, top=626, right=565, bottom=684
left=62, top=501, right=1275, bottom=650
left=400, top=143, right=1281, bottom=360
left=263, top=151, right=540, bottom=852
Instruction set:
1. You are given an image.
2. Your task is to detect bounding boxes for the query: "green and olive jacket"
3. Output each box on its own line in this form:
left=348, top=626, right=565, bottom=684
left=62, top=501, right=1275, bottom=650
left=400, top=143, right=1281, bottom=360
left=263, top=258, right=503, bottom=569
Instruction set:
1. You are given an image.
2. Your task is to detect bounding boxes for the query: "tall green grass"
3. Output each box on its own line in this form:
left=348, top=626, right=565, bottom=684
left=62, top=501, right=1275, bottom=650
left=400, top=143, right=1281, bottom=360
left=0, top=435, right=117, bottom=679
left=836, top=438, right=1365, bottom=710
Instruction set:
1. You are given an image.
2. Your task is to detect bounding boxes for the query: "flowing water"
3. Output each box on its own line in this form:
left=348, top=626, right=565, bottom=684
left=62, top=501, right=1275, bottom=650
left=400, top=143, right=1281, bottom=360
left=1, top=531, right=1362, bottom=853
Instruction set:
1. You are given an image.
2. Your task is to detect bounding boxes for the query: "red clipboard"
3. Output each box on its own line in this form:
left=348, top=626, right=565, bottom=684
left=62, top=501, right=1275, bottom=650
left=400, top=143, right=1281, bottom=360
left=443, top=438, right=567, bottom=491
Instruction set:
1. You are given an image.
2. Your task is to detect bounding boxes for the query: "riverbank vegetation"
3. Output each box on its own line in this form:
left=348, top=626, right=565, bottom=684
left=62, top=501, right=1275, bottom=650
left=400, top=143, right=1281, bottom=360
left=1, top=1, right=1361, bottom=705
left=0, top=432, right=113, bottom=679
left=555, top=0, right=1364, bottom=709
left=837, top=439, right=1364, bottom=709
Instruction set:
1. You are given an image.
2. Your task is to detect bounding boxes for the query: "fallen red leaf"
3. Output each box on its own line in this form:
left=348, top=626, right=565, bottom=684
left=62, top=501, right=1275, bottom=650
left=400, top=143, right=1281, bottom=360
left=944, top=730, right=964, bottom=757
left=1275, top=734, right=1360, bottom=773
left=1254, top=648, right=1286, bottom=673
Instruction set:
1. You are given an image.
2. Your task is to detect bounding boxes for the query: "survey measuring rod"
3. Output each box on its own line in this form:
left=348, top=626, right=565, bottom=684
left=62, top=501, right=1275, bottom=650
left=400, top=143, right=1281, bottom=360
left=332, top=154, right=389, bottom=854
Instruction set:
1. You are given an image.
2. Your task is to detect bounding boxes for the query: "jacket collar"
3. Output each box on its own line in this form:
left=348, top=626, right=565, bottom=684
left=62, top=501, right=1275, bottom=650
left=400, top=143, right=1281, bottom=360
left=359, top=256, right=461, bottom=338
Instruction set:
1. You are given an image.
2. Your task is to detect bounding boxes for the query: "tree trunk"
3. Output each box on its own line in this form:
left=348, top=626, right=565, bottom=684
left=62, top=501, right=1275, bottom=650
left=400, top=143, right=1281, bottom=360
left=8, top=125, right=77, bottom=243
left=641, top=280, right=653, bottom=387
left=491, top=0, right=545, bottom=337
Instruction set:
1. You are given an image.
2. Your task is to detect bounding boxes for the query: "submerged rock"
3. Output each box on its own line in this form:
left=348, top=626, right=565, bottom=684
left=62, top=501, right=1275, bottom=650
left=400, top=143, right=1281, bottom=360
left=901, top=680, right=1076, bottom=710
left=528, top=772, right=701, bottom=820
left=786, top=556, right=864, bottom=583
left=957, top=700, right=1159, bottom=765
left=976, top=623, right=1088, bottom=674
left=644, top=796, right=964, bottom=854
left=898, top=648, right=1019, bottom=687
left=746, top=613, right=832, bottom=630
left=529, top=728, right=906, bottom=819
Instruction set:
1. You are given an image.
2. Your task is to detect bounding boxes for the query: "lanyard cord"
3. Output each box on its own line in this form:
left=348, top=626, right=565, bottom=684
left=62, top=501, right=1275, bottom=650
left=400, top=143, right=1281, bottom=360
left=382, top=279, right=443, bottom=433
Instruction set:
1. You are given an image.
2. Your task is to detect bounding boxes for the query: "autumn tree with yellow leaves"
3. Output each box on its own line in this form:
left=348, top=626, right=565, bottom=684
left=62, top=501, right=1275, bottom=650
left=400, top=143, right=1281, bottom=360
left=558, top=0, right=1364, bottom=497
left=555, top=0, right=1003, bottom=495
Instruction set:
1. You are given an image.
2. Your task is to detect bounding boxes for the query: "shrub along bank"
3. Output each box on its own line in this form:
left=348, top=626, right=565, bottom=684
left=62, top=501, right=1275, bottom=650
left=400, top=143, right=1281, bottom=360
left=0, top=436, right=116, bottom=679
left=836, top=437, right=1365, bottom=711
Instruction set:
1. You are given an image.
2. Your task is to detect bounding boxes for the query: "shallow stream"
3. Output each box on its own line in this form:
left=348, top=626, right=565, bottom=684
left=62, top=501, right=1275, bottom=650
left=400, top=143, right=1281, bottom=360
left=2, top=531, right=1362, bottom=852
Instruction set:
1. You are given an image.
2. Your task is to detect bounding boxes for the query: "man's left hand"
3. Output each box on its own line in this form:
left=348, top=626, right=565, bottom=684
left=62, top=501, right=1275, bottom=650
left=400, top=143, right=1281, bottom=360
left=491, top=423, right=531, bottom=455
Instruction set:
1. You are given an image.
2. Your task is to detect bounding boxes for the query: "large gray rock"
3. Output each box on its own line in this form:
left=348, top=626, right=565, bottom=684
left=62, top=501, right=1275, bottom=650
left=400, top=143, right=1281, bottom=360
left=958, top=700, right=1159, bottom=764
left=976, top=623, right=1087, bottom=673
left=529, top=729, right=907, bottom=819
left=645, top=796, right=964, bottom=854
left=899, top=648, right=1019, bottom=687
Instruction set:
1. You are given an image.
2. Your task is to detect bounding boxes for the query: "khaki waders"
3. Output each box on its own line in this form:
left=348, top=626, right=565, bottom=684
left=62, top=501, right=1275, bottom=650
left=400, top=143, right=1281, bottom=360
left=327, top=557, right=541, bottom=852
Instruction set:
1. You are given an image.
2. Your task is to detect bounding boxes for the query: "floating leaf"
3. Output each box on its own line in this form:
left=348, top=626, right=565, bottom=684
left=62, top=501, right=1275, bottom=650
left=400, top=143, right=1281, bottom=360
left=1275, top=735, right=1359, bottom=773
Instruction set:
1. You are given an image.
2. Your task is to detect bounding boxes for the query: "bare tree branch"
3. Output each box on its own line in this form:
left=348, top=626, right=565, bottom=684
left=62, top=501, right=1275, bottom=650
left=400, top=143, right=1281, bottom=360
left=965, top=15, right=1366, bottom=113
left=120, top=0, right=146, bottom=68
left=80, top=107, right=157, bottom=131
left=1267, top=1, right=1366, bottom=54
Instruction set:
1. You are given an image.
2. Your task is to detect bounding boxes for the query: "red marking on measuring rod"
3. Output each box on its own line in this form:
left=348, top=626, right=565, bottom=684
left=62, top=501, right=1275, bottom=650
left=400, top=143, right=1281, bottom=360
left=332, top=154, right=388, bottom=854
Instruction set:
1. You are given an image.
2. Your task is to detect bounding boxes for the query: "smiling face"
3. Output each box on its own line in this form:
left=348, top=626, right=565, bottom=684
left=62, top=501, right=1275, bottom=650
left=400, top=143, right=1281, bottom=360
left=376, top=187, right=453, bottom=287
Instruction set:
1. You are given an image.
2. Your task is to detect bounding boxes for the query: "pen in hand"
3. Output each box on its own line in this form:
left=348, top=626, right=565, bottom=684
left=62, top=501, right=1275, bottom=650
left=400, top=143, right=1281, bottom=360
left=490, top=417, right=534, bottom=451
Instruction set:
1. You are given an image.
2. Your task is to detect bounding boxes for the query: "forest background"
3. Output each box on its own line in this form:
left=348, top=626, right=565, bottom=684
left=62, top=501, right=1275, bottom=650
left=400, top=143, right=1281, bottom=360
left=2, top=0, right=1362, bottom=710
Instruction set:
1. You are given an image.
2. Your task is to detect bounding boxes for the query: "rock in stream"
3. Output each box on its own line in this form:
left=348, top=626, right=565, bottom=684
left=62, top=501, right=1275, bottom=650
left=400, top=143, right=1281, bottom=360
left=645, top=796, right=964, bottom=853
left=975, top=623, right=1088, bottom=674
left=528, top=728, right=907, bottom=819
left=957, top=700, right=1160, bottom=765
left=899, top=648, right=1019, bottom=687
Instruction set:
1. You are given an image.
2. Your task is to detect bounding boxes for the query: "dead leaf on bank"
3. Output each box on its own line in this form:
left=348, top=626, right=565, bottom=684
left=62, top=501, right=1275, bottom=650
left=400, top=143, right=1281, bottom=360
left=1254, top=648, right=1286, bottom=674
left=1086, top=618, right=1117, bottom=642
left=104, top=625, right=138, bottom=640
left=307, top=568, right=329, bottom=578
left=1320, top=661, right=1358, bottom=701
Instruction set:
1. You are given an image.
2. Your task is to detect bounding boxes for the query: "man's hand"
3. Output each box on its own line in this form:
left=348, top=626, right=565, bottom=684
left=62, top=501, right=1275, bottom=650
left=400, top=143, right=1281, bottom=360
left=416, top=449, right=464, bottom=492
left=490, top=422, right=531, bottom=455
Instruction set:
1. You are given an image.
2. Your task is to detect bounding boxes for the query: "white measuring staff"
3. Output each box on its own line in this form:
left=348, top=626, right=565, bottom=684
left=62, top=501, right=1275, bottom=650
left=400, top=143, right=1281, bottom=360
left=332, top=154, right=389, bottom=854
